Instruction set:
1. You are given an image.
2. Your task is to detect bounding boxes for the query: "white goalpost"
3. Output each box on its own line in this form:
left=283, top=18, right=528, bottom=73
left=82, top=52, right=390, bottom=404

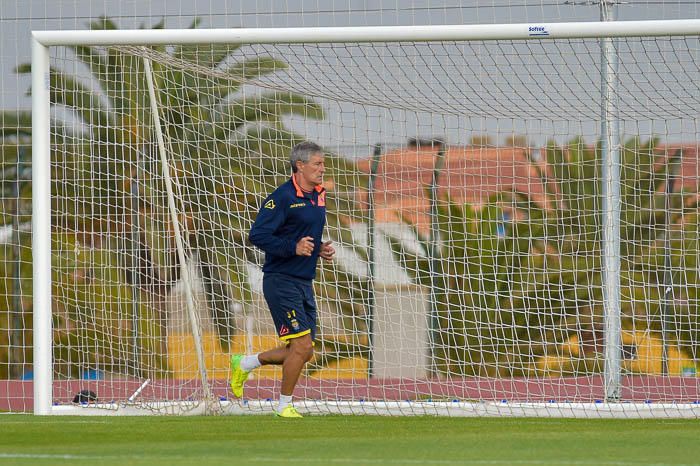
left=31, top=20, right=700, bottom=417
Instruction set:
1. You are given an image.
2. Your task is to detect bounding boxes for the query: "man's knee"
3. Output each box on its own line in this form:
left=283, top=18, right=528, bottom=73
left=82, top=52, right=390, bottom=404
left=289, top=336, right=314, bottom=361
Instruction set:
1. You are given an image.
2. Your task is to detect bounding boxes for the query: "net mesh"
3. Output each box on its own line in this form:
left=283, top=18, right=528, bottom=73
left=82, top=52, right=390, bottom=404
left=42, top=35, right=700, bottom=414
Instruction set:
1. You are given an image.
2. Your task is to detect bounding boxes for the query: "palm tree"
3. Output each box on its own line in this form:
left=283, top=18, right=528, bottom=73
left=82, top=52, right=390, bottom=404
left=15, top=16, right=326, bottom=372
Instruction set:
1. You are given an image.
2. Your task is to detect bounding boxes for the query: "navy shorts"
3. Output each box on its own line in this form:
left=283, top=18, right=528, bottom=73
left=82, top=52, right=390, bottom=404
left=262, top=273, right=317, bottom=342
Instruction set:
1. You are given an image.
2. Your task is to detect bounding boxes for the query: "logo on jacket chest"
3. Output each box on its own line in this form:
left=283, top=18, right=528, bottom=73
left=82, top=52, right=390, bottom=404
left=291, top=194, right=326, bottom=209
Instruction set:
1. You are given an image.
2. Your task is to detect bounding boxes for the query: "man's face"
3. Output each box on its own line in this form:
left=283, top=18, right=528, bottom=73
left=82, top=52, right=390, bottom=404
left=298, top=152, right=325, bottom=186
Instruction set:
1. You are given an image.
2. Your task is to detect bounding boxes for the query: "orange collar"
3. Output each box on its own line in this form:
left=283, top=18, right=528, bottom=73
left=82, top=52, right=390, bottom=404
left=291, top=175, right=324, bottom=198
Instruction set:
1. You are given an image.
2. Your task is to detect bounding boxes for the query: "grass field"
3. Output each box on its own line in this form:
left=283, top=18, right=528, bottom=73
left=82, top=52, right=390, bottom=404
left=1, top=415, right=700, bottom=465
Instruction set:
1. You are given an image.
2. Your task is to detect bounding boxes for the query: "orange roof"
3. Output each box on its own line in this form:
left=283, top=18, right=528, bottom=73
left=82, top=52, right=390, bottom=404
left=354, top=143, right=700, bottom=232
left=356, top=145, right=546, bottom=231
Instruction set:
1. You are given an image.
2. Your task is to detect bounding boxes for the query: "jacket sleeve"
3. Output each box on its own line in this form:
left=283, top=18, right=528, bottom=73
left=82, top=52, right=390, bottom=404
left=249, top=194, right=297, bottom=258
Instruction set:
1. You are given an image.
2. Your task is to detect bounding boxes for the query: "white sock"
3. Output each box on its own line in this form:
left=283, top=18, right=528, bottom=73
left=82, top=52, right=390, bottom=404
left=277, top=394, right=293, bottom=412
left=240, top=354, right=261, bottom=372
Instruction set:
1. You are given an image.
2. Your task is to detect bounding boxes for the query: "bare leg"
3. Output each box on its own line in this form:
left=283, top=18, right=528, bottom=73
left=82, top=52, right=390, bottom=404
left=256, top=335, right=313, bottom=397
left=258, top=344, right=290, bottom=366
left=281, top=335, right=314, bottom=396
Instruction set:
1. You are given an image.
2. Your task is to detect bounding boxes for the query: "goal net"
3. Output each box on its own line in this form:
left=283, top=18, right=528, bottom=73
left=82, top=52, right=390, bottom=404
left=29, top=21, right=700, bottom=417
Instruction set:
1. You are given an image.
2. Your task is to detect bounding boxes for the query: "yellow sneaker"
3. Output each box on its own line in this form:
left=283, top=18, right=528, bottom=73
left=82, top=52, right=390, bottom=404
left=229, top=354, right=249, bottom=398
left=275, top=405, right=303, bottom=418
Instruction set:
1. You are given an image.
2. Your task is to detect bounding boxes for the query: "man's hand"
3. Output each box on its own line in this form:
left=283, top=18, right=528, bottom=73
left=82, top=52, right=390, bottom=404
left=320, top=240, right=336, bottom=261
left=296, top=236, right=314, bottom=256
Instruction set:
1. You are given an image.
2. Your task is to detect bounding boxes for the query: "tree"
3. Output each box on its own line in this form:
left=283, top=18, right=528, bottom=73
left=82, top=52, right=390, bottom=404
left=0, top=132, right=32, bottom=379
left=516, top=137, right=698, bottom=367
left=14, top=16, right=326, bottom=373
left=387, top=191, right=536, bottom=377
left=386, top=137, right=699, bottom=377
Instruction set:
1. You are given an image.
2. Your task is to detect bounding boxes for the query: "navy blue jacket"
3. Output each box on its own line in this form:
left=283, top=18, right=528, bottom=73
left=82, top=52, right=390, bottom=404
left=249, top=177, right=327, bottom=280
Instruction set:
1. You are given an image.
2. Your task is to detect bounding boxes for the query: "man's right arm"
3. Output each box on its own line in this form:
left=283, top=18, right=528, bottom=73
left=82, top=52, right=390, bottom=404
left=249, top=194, right=297, bottom=258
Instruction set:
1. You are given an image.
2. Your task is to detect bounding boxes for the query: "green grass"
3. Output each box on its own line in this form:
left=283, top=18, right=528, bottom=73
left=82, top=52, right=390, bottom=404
left=1, top=415, right=699, bottom=465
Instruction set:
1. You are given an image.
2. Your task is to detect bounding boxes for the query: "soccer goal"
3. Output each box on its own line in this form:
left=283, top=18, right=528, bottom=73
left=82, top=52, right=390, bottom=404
left=28, top=20, right=700, bottom=417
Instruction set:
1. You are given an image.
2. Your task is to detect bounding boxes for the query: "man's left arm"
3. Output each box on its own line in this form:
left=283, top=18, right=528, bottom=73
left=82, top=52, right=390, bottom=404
left=319, top=240, right=335, bottom=261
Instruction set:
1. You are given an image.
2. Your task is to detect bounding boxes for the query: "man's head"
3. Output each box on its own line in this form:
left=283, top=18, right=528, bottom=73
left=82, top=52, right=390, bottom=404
left=290, top=141, right=325, bottom=188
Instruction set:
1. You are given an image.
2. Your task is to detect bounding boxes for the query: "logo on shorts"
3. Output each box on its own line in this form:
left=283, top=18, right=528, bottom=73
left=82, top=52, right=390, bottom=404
left=291, top=319, right=300, bottom=330
left=279, top=325, right=289, bottom=336
left=264, top=199, right=276, bottom=209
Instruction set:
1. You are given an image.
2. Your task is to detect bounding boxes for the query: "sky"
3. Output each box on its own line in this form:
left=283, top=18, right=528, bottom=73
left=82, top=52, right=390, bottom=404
left=1, top=1, right=698, bottom=151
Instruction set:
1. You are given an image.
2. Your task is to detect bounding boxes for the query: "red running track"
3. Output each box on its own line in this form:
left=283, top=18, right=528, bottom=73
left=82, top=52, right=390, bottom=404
left=3, top=376, right=699, bottom=412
